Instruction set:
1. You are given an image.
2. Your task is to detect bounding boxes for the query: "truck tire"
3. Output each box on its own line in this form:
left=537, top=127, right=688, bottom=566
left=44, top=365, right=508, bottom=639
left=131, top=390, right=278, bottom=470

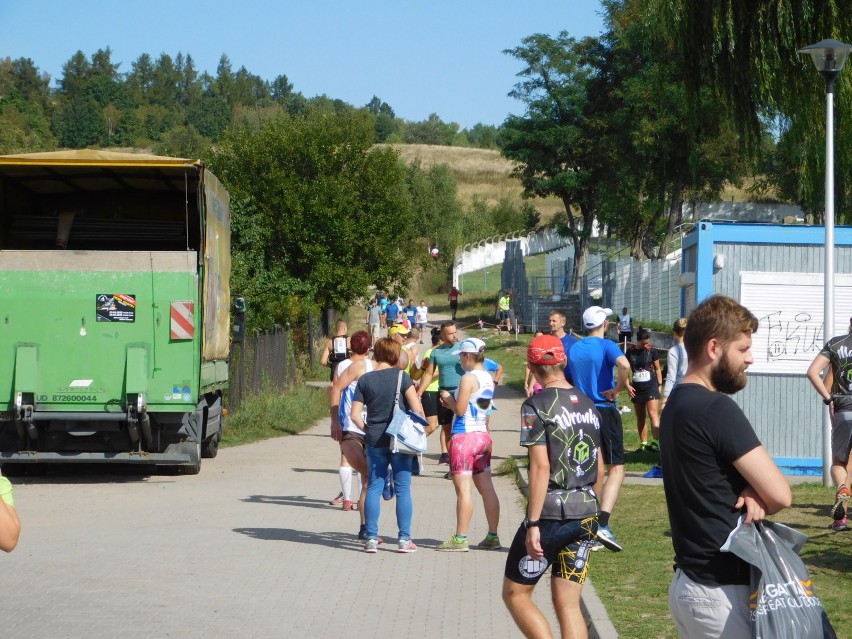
left=179, top=441, right=201, bottom=475
left=201, top=394, right=222, bottom=459
left=202, top=434, right=219, bottom=459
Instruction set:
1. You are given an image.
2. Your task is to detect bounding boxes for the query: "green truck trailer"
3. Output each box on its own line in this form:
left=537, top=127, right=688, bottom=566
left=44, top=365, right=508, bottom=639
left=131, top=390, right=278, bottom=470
left=0, top=150, right=232, bottom=474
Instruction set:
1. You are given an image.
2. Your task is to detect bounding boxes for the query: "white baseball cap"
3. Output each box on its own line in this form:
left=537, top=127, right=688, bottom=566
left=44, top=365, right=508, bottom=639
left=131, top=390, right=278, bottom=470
left=459, top=338, right=486, bottom=354
left=582, top=306, right=613, bottom=329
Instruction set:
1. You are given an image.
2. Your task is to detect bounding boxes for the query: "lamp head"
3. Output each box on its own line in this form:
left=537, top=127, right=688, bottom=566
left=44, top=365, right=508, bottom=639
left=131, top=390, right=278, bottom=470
left=799, top=39, right=852, bottom=86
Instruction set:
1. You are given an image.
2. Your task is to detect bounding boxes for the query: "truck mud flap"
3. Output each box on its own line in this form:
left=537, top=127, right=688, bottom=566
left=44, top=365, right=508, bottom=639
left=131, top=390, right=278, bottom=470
left=0, top=451, right=191, bottom=464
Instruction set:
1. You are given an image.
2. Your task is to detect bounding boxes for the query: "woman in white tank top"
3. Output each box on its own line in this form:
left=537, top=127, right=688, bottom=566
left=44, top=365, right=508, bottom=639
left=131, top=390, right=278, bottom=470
left=436, top=338, right=501, bottom=552
left=329, top=331, right=374, bottom=530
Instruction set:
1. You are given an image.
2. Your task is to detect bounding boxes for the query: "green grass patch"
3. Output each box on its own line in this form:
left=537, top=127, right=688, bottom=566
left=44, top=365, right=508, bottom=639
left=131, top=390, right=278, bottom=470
left=457, top=253, right=546, bottom=295
left=222, top=385, right=329, bottom=447
left=589, top=484, right=851, bottom=638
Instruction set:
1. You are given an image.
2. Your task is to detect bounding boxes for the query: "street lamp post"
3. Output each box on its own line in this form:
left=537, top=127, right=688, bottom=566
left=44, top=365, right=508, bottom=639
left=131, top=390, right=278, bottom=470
left=799, top=39, right=852, bottom=486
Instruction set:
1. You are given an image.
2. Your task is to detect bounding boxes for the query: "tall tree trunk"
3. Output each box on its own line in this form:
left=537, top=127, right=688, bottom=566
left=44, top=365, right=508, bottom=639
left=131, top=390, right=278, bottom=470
left=656, top=177, right=684, bottom=259
left=562, top=200, right=594, bottom=293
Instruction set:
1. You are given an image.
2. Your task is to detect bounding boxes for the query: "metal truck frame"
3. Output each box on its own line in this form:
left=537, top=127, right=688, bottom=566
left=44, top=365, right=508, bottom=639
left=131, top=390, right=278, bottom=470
left=0, top=150, right=232, bottom=474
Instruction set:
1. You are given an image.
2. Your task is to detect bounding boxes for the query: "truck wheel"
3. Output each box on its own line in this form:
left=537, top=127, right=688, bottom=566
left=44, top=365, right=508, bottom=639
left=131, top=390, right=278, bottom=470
left=179, top=441, right=201, bottom=475
left=202, top=435, right=219, bottom=459
left=201, top=394, right=222, bottom=459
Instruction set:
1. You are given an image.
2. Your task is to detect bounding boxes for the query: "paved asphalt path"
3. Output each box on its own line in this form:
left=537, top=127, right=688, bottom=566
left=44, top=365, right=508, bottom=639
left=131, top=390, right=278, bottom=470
left=1, top=334, right=566, bottom=638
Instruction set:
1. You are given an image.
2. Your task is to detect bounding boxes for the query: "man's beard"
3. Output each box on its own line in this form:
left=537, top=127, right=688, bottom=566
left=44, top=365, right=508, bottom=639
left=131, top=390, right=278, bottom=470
left=711, top=350, right=748, bottom=394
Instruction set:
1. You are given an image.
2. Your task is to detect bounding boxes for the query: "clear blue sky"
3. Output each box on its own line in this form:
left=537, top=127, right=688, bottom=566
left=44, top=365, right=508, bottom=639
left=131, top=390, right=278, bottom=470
left=0, top=1, right=604, bottom=128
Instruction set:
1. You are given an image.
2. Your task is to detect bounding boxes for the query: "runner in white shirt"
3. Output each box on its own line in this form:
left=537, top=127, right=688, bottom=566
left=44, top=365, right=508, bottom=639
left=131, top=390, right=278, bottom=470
left=415, top=300, right=429, bottom=341
left=436, top=338, right=501, bottom=552
left=329, top=331, right=375, bottom=538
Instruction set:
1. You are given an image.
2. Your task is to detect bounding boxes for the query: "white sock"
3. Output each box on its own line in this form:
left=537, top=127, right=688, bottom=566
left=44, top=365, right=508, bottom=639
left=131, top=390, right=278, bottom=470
left=339, top=466, right=353, bottom=501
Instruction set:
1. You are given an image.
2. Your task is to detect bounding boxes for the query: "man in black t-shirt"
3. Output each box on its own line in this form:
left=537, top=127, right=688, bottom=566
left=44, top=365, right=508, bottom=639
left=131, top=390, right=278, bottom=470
left=806, top=320, right=852, bottom=532
left=661, top=295, right=791, bottom=638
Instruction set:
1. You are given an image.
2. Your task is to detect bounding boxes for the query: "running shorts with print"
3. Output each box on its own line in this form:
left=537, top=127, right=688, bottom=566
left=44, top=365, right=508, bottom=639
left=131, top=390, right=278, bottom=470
left=504, top=516, right=598, bottom=586
left=421, top=390, right=440, bottom=418
left=597, top=405, right=624, bottom=465
left=448, top=431, right=492, bottom=475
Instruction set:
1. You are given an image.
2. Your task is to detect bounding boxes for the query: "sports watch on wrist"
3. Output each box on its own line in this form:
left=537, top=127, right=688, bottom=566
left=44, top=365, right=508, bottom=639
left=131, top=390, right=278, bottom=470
left=524, top=518, right=540, bottom=529
left=824, top=397, right=834, bottom=405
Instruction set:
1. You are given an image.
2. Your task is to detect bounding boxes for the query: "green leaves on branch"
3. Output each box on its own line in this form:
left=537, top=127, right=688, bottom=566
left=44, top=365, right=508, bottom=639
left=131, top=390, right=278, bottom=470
left=207, top=109, right=419, bottom=329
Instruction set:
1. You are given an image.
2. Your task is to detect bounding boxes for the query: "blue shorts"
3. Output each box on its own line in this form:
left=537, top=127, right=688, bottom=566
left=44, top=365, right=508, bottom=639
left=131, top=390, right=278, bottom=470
left=504, top=516, right=598, bottom=585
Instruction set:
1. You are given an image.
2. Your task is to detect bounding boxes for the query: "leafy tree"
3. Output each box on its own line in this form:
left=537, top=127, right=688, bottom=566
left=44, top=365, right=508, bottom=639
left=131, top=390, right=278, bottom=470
left=214, top=54, right=233, bottom=102
left=586, top=0, right=747, bottom=258
left=649, top=0, right=852, bottom=220
left=270, top=74, right=294, bottom=102
left=365, top=95, right=399, bottom=142
left=464, top=123, right=500, bottom=149
left=405, top=113, right=459, bottom=145
left=491, top=196, right=540, bottom=235
left=649, top=0, right=852, bottom=145
left=58, top=50, right=90, bottom=98
left=89, top=47, right=120, bottom=81
left=53, top=96, right=103, bottom=147
left=501, top=33, right=600, bottom=289
left=126, top=53, right=155, bottom=104
left=138, top=104, right=181, bottom=141
left=407, top=160, right=465, bottom=273
left=0, top=57, right=55, bottom=152
left=150, top=53, right=181, bottom=107
left=187, top=93, right=231, bottom=141
left=206, top=108, right=419, bottom=327
left=154, top=123, right=210, bottom=158
left=4, top=58, right=51, bottom=110
left=175, top=52, right=201, bottom=107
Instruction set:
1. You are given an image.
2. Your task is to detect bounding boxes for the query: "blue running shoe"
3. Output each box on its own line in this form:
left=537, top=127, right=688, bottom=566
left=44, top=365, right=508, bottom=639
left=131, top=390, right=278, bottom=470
left=382, top=475, right=394, bottom=501
left=643, top=465, right=663, bottom=478
left=596, top=525, right=623, bottom=552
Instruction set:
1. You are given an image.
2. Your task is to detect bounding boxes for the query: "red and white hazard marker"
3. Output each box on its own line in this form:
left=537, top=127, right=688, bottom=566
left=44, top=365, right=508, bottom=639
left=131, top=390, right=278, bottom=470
left=170, top=301, right=195, bottom=340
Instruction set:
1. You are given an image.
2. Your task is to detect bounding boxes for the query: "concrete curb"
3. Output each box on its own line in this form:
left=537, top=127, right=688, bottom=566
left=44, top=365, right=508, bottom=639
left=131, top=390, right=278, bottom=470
left=511, top=459, right=619, bottom=639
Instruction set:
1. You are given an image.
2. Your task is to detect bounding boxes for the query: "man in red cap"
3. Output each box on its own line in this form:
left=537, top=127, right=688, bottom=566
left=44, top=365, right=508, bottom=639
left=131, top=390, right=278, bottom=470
left=503, top=334, right=604, bottom=639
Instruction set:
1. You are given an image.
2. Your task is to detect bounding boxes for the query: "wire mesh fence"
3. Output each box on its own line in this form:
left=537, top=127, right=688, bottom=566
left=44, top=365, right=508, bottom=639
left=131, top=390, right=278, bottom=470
left=227, top=325, right=298, bottom=411
left=600, top=257, right=681, bottom=326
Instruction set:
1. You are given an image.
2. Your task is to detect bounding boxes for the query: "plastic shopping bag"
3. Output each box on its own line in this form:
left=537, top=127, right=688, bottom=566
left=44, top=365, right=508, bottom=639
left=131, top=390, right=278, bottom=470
left=721, top=519, right=836, bottom=639
left=386, top=407, right=427, bottom=455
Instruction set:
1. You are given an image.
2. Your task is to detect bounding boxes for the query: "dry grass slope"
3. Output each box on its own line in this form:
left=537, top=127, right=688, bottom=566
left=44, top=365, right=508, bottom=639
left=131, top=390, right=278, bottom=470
left=385, top=143, right=565, bottom=224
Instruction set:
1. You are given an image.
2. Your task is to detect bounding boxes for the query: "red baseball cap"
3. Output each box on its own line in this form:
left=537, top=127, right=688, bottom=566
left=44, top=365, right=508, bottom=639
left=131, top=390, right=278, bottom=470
left=527, top=334, right=567, bottom=365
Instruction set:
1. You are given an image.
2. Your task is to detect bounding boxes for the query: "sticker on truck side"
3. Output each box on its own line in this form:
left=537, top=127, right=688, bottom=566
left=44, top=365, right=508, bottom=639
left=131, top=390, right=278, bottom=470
left=96, top=294, right=136, bottom=322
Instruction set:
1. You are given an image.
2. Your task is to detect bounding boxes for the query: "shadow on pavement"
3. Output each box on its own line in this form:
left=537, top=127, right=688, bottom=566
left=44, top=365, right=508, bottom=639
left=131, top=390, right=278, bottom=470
left=1, top=462, right=166, bottom=485
left=233, top=526, right=444, bottom=550
left=242, top=494, right=334, bottom=509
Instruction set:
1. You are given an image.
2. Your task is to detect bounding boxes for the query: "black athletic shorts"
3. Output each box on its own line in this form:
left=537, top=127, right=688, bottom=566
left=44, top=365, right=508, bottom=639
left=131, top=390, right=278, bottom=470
left=421, top=390, right=439, bottom=418
left=504, top=516, right=597, bottom=585
left=438, top=387, right=457, bottom=426
left=596, top=404, right=624, bottom=465
left=631, top=385, right=660, bottom=404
